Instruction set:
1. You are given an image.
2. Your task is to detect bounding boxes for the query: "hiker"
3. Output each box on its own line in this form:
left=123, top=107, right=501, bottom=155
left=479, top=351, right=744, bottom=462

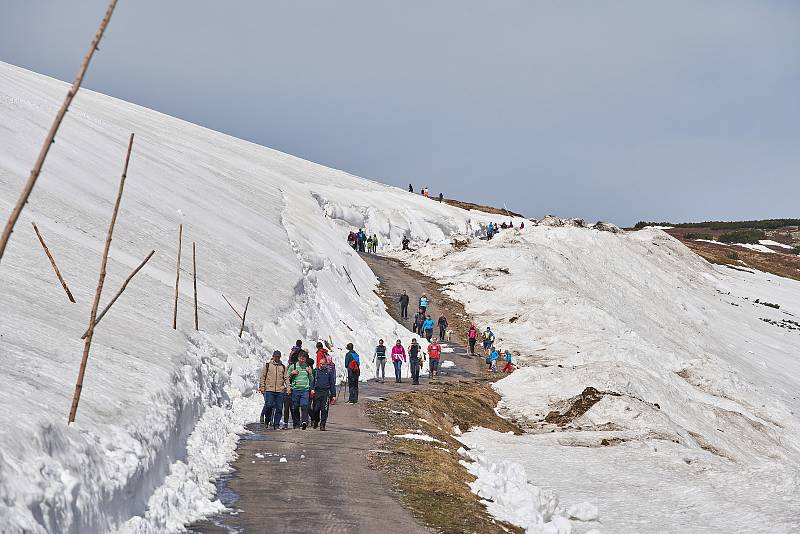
left=288, top=350, right=314, bottom=429
left=423, top=187, right=429, bottom=198
left=422, top=315, right=435, bottom=342
left=501, top=222, right=508, bottom=230
left=438, top=192, right=443, bottom=202
left=437, top=314, right=448, bottom=340
left=345, top=343, right=361, bottom=403
left=311, top=353, right=336, bottom=430
left=289, top=340, right=303, bottom=364
left=259, top=350, right=288, bottom=429
left=409, top=183, right=414, bottom=193
left=347, top=231, right=356, bottom=250
left=413, top=310, right=425, bottom=336
left=315, top=341, right=329, bottom=367
left=408, top=338, right=424, bottom=385
left=391, top=339, right=407, bottom=383
left=502, top=350, right=514, bottom=373
left=402, top=236, right=410, bottom=251
left=427, top=338, right=442, bottom=379
left=482, top=327, right=495, bottom=354
left=467, top=324, right=477, bottom=355
left=398, top=291, right=410, bottom=319
left=419, top=294, right=429, bottom=313
left=374, top=339, right=387, bottom=383
left=358, top=229, right=366, bottom=252
left=486, top=222, right=494, bottom=240
left=366, top=235, right=373, bottom=254
left=520, top=221, right=525, bottom=230
left=487, top=348, right=500, bottom=372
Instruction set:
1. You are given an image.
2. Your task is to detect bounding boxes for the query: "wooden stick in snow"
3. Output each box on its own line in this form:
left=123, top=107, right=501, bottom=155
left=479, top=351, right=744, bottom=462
left=221, top=293, right=243, bottom=320
left=172, top=224, right=182, bottom=330
left=0, top=0, right=120, bottom=264
left=192, top=242, right=198, bottom=331
left=31, top=222, right=76, bottom=303
left=68, top=132, right=134, bottom=424
left=80, top=249, right=155, bottom=339
left=343, top=266, right=360, bottom=296
left=238, top=296, right=250, bottom=338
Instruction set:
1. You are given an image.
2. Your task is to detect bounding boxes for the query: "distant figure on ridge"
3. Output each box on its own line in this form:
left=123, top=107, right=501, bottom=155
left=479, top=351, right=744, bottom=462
left=408, top=183, right=414, bottom=193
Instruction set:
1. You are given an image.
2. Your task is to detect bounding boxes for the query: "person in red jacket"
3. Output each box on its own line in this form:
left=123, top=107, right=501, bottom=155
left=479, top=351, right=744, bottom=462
left=427, top=339, right=442, bottom=380
left=390, top=339, right=407, bottom=383
left=315, top=341, right=329, bottom=367
left=467, top=325, right=477, bottom=355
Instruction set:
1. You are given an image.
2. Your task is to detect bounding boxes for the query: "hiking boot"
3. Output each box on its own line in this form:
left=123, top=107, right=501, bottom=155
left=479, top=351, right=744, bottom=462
left=312, top=421, right=319, bottom=429
left=302, top=422, right=308, bottom=430
left=320, top=422, right=326, bottom=431
left=293, top=424, right=299, bottom=429
left=282, top=423, right=288, bottom=429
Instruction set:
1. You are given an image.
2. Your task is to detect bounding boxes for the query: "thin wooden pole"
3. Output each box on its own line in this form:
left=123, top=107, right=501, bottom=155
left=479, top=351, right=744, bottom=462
left=172, top=224, right=182, bottom=330
left=68, top=132, right=133, bottom=424
left=222, top=293, right=243, bottom=320
left=80, top=249, right=155, bottom=339
left=238, top=296, right=250, bottom=338
left=0, top=0, right=119, bottom=264
left=343, top=266, right=360, bottom=296
left=31, top=222, right=76, bottom=303
left=192, top=242, right=198, bottom=330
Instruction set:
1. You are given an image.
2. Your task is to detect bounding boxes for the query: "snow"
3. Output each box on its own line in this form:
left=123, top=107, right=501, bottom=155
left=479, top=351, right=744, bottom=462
left=393, top=433, right=443, bottom=444
left=0, top=63, right=495, bottom=532
left=735, top=243, right=776, bottom=253
left=440, top=360, right=456, bottom=369
left=694, top=238, right=726, bottom=245
left=394, top=226, right=800, bottom=532
left=759, top=239, right=795, bottom=250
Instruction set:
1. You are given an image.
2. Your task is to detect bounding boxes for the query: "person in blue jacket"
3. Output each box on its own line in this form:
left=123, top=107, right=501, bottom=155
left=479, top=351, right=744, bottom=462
left=311, top=353, right=336, bottom=430
left=422, top=315, right=435, bottom=341
left=419, top=295, right=429, bottom=313
left=345, top=343, right=361, bottom=403
left=488, top=348, right=500, bottom=372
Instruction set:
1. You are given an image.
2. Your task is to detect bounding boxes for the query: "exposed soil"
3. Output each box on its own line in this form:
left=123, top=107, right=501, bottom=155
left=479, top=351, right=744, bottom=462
left=441, top=198, right=527, bottom=219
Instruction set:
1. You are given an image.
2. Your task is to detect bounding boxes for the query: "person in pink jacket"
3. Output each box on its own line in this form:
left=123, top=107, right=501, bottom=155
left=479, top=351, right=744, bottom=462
left=391, top=339, right=407, bottom=383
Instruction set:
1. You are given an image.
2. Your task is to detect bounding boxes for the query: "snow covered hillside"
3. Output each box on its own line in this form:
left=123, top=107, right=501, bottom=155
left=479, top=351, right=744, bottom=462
left=398, top=224, right=800, bottom=532
left=0, top=62, right=493, bottom=533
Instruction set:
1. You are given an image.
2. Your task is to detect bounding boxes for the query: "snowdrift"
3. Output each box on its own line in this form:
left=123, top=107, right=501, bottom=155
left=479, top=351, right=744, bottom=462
left=0, top=63, right=492, bottom=532
left=397, top=226, right=800, bottom=532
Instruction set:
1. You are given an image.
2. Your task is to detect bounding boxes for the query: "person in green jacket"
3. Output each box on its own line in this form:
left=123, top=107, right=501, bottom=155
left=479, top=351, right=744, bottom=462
left=288, top=351, right=314, bottom=429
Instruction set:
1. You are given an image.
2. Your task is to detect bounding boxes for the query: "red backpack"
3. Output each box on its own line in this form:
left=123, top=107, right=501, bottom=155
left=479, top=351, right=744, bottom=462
left=349, top=358, right=360, bottom=375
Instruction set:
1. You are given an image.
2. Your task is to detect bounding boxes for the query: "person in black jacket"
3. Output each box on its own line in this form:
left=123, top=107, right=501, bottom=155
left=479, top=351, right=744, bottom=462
left=438, top=315, right=448, bottom=340
left=398, top=291, right=409, bottom=319
left=311, top=354, right=337, bottom=430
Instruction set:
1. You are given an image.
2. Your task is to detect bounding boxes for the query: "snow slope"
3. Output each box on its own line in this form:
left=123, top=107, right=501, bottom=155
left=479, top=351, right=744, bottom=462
left=0, top=62, right=493, bottom=533
left=397, top=225, right=800, bottom=532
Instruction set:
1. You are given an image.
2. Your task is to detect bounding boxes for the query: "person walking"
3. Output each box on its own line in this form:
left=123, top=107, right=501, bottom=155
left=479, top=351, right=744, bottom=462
left=408, top=183, right=414, bottom=193
left=482, top=327, right=495, bottom=355
left=438, top=192, right=443, bottom=202
left=372, top=234, right=379, bottom=253
left=419, top=294, right=429, bottom=313
left=315, top=341, right=329, bottom=367
left=391, top=339, right=407, bottom=383
left=259, top=350, right=288, bottom=429
left=408, top=338, right=423, bottom=385
left=422, top=315, right=435, bottom=342
left=366, top=235, right=373, bottom=254
left=289, top=340, right=303, bottom=364
left=502, top=350, right=514, bottom=373
left=345, top=343, right=361, bottom=403
left=288, top=351, right=314, bottom=429
left=311, top=353, right=336, bottom=430
left=427, top=339, right=442, bottom=380
left=413, top=310, right=424, bottom=336
left=373, top=339, right=387, bottom=383
left=488, top=348, right=500, bottom=372
left=398, top=291, right=410, bottom=319
left=347, top=231, right=356, bottom=250
left=467, top=324, right=478, bottom=355
left=437, top=314, right=448, bottom=340
left=402, top=236, right=410, bottom=250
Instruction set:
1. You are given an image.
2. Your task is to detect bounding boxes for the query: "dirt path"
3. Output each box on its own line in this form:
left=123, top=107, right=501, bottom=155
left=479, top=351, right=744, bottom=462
left=190, top=253, right=480, bottom=533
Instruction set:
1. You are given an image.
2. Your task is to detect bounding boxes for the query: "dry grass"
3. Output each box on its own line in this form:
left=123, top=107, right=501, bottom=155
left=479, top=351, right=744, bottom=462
left=442, top=198, right=526, bottom=219
left=683, top=240, right=800, bottom=281
left=366, top=379, right=523, bottom=534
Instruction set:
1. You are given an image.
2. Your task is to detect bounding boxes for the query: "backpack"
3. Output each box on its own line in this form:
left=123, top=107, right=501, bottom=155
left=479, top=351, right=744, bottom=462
left=469, top=329, right=477, bottom=339
left=349, top=359, right=360, bottom=376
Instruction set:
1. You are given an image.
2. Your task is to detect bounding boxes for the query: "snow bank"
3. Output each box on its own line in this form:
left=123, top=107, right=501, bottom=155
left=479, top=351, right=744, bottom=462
left=395, top=226, right=800, bottom=531
left=759, top=240, right=794, bottom=250
left=0, top=63, right=493, bottom=532
left=735, top=243, right=776, bottom=253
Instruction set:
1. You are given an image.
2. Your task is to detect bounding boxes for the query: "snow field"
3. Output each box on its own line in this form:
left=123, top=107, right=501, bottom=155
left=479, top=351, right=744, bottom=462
left=396, top=225, right=800, bottom=532
left=0, top=62, right=494, bottom=532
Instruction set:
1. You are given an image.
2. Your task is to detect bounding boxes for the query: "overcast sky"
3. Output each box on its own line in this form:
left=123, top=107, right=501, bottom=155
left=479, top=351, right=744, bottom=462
left=1, top=1, right=798, bottom=225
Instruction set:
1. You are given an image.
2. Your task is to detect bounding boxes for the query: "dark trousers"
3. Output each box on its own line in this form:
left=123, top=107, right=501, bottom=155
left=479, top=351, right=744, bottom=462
left=282, top=394, right=292, bottom=424
left=425, top=329, right=433, bottom=342
left=400, top=303, right=408, bottom=318
left=439, top=326, right=446, bottom=339
left=410, top=359, right=421, bottom=383
left=261, top=391, right=285, bottom=427
left=311, top=390, right=331, bottom=423
left=291, top=390, right=310, bottom=425
left=469, top=338, right=476, bottom=354
left=348, top=370, right=359, bottom=402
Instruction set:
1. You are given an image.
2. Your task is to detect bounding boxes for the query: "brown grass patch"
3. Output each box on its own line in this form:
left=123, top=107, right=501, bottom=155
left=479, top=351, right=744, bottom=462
left=366, top=379, right=523, bottom=534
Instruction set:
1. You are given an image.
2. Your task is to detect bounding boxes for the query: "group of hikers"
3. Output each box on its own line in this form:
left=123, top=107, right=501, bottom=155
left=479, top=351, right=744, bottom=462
left=408, top=183, right=444, bottom=202
left=347, top=229, right=379, bottom=253
left=373, top=337, right=444, bottom=385
left=486, top=220, right=523, bottom=240
left=467, top=324, right=514, bottom=373
left=398, top=291, right=449, bottom=341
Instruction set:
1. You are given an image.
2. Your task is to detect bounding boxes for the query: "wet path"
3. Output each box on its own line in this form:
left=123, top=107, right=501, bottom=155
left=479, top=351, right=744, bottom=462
left=189, top=253, right=479, bottom=533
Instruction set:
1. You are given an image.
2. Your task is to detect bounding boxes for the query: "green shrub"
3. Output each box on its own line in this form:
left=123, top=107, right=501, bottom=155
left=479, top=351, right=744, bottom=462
left=718, top=229, right=766, bottom=244
left=635, top=219, right=800, bottom=230
left=725, top=251, right=739, bottom=261
left=684, top=232, right=713, bottom=240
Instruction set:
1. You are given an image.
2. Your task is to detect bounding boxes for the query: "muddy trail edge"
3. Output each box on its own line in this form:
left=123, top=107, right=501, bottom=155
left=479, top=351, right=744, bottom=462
left=190, top=252, right=481, bottom=533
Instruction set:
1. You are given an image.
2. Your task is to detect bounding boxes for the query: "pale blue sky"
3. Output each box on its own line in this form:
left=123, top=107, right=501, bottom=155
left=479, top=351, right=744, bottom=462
left=1, top=1, right=798, bottom=225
